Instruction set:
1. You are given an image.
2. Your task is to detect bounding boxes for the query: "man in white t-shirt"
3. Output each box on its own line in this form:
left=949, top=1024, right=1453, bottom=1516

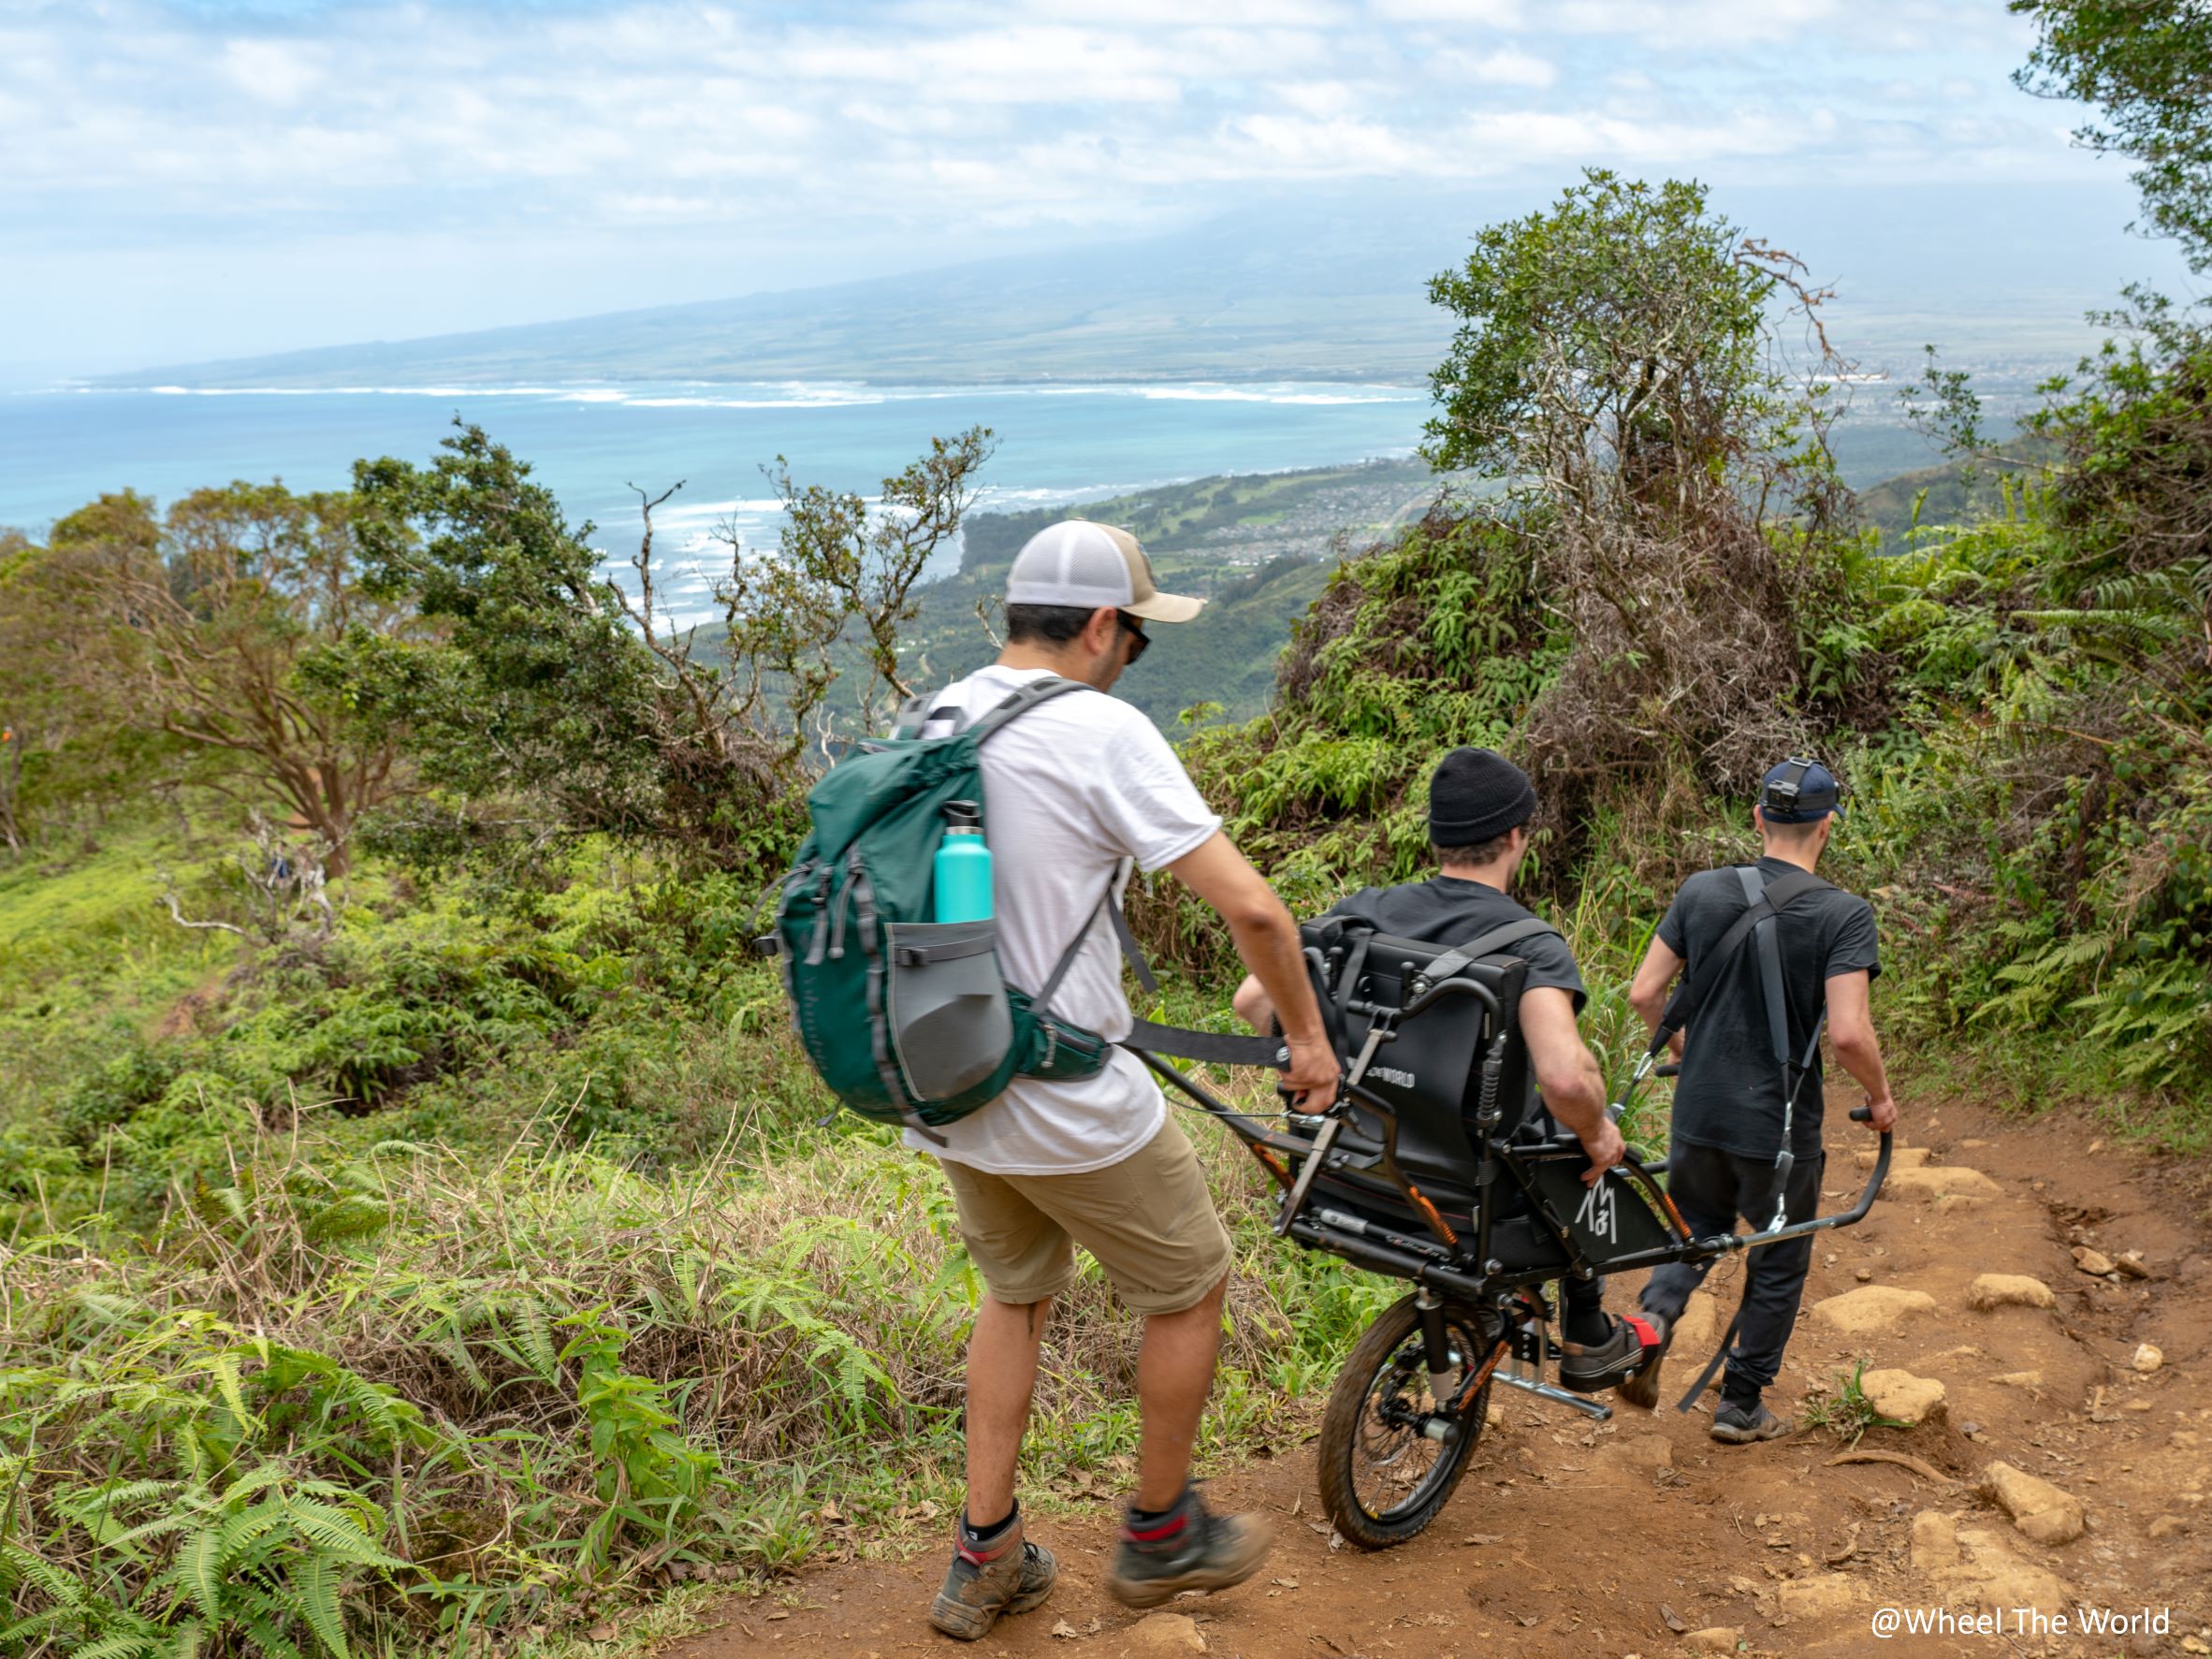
left=919, top=520, right=1339, bottom=1642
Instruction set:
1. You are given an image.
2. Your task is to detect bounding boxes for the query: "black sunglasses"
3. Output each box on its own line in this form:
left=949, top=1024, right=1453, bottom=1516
left=1114, top=610, right=1151, bottom=662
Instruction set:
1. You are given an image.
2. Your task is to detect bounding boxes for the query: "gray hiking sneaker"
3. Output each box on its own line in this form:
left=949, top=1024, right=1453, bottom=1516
left=1710, top=1400, right=1796, bottom=1444
left=1613, top=1311, right=1670, bottom=1411
left=1558, top=1313, right=1652, bottom=1393
left=1104, top=1486, right=1273, bottom=1610
left=927, top=1516, right=1056, bottom=1641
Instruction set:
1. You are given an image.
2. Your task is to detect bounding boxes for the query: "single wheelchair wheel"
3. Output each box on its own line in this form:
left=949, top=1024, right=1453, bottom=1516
left=1317, top=1293, right=1498, bottom=1549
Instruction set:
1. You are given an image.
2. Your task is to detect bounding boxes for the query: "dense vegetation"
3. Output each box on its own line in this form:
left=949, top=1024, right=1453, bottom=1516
left=4, top=11, right=2206, bottom=1656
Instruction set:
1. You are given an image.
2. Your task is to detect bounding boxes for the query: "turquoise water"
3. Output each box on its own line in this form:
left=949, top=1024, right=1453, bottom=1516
left=0, top=379, right=1429, bottom=564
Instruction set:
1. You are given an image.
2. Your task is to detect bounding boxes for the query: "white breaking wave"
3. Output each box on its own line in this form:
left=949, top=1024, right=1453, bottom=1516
left=119, top=379, right=1423, bottom=408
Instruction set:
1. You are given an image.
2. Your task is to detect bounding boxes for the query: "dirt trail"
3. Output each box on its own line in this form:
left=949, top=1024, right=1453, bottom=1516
left=668, top=1098, right=2211, bottom=1658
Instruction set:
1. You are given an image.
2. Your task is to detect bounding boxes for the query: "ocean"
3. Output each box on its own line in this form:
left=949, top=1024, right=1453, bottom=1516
left=0, top=379, right=1432, bottom=617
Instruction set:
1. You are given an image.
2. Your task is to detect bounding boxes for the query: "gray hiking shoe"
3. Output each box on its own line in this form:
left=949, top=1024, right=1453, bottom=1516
left=927, top=1518, right=1055, bottom=1641
left=1612, top=1311, right=1670, bottom=1411
left=1104, top=1486, right=1272, bottom=1610
left=1710, top=1401, right=1796, bottom=1444
left=1559, top=1313, right=1652, bottom=1393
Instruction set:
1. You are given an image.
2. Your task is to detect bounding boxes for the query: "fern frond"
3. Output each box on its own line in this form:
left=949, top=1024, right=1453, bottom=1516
left=69, top=1636, right=162, bottom=1659
left=288, top=1555, right=350, bottom=1659
left=284, top=1500, right=403, bottom=1571
left=0, top=1539, right=85, bottom=1607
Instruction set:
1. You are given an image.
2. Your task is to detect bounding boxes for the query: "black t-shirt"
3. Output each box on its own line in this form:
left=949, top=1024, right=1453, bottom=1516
left=1656, top=857, right=1881, bottom=1159
left=1328, top=876, right=1586, bottom=1011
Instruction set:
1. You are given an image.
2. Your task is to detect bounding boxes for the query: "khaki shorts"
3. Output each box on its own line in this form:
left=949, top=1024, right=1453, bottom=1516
left=937, top=1117, right=1235, bottom=1316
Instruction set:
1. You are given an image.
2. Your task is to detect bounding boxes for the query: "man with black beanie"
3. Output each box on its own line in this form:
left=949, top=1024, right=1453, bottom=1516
left=1233, top=748, right=1641, bottom=1389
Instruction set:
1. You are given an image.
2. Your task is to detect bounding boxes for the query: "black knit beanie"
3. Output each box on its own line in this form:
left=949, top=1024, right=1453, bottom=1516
left=1428, top=748, right=1537, bottom=846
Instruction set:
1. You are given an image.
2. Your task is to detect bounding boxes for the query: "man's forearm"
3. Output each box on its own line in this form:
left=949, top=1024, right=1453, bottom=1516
left=1539, top=1062, right=1609, bottom=1141
left=1229, top=910, right=1323, bottom=1041
left=1832, top=1031, right=1893, bottom=1102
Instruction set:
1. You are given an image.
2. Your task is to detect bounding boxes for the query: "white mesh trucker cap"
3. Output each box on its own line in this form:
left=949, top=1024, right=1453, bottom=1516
left=1004, top=520, right=1204, bottom=624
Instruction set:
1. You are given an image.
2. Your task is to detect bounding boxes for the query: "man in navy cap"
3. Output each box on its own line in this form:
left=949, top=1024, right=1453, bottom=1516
left=1622, top=758, right=1899, bottom=1442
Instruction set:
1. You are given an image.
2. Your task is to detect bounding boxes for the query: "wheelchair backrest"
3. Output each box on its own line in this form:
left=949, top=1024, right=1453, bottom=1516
left=1301, top=918, right=1543, bottom=1179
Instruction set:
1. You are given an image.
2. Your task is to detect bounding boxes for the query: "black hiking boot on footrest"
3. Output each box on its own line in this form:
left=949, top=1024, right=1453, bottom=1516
left=928, top=1513, right=1055, bottom=1641
left=1557, top=1313, right=1660, bottom=1394
left=1104, top=1485, right=1273, bottom=1610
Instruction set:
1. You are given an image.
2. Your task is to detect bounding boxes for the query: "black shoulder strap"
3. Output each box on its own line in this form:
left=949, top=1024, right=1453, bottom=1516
left=1416, top=917, right=1563, bottom=988
left=1031, top=859, right=1159, bottom=1019
left=1650, top=866, right=1829, bottom=1055
left=1737, top=866, right=1793, bottom=1070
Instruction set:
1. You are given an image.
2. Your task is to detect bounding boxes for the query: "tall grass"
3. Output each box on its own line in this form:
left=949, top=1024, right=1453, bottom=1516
left=0, top=1034, right=1400, bottom=1658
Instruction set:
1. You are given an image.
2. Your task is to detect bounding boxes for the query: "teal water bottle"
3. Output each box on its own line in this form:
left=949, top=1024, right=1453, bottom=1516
left=933, top=801, right=994, bottom=923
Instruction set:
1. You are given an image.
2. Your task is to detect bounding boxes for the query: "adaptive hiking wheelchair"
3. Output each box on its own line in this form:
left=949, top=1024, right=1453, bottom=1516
left=1126, top=914, right=1892, bottom=1550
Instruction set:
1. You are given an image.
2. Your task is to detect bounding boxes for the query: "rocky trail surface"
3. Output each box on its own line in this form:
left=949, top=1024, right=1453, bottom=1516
left=667, top=1097, right=2210, bottom=1658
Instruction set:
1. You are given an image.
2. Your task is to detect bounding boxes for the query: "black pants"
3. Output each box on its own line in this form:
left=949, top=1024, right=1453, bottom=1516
left=1639, top=1142, right=1825, bottom=1407
left=1561, top=1273, right=1605, bottom=1326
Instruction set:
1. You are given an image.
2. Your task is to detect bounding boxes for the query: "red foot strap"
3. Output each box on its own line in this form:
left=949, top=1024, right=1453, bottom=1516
left=1123, top=1513, right=1187, bottom=1545
left=1625, top=1315, right=1662, bottom=1351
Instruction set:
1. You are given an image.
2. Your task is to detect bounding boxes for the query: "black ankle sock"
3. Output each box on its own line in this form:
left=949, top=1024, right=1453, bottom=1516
left=1128, top=1485, right=1188, bottom=1527
left=1564, top=1306, right=1613, bottom=1346
left=961, top=1500, right=1018, bottom=1545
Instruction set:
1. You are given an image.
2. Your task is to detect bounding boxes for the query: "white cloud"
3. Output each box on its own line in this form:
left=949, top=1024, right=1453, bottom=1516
left=1436, top=46, right=1557, bottom=87
left=0, top=0, right=2133, bottom=366
left=1371, top=0, right=1526, bottom=22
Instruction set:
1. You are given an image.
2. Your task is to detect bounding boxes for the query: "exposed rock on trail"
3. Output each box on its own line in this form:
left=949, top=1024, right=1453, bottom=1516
left=1809, top=1284, right=1936, bottom=1334
left=663, top=1100, right=2212, bottom=1658
left=1982, top=1461, right=2088, bottom=1544
left=1967, top=1272, right=2056, bottom=1310
left=1859, top=1368, right=1946, bottom=1426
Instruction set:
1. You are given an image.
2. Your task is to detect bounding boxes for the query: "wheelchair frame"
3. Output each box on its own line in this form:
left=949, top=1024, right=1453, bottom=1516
left=1127, top=948, right=1892, bottom=1544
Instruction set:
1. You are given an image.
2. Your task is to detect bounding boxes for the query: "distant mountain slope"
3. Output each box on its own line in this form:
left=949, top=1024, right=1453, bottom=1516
left=97, top=182, right=2167, bottom=393
left=103, top=211, right=1452, bottom=390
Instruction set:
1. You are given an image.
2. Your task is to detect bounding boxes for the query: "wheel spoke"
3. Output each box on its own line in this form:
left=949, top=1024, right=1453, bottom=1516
left=1346, top=1315, right=1488, bottom=1525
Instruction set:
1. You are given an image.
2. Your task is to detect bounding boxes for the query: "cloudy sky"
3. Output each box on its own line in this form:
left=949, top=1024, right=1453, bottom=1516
left=0, top=0, right=2165, bottom=375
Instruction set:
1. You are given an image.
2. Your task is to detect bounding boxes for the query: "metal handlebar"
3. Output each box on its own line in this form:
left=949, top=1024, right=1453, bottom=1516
left=1697, top=1106, right=1890, bottom=1257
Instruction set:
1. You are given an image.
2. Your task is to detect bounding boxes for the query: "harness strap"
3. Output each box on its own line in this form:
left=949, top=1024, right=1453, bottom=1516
left=1671, top=864, right=1837, bottom=1406
left=1648, top=865, right=1830, bottom=1056
left=1737, top=866, right=1794, bottom=1073
left=1416, top=917, right=1563, bottom=989
left=1120, top=1019, right=1291, bottom=1070
left=1030, top=858, right=1157, bottom=1021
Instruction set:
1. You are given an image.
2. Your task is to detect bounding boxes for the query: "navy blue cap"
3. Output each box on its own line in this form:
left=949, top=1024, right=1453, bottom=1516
left=1760, top=757, right=1844, bottom=822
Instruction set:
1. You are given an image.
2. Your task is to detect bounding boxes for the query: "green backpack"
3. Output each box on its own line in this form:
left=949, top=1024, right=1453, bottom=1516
left=757, top=677, right=1119, bottom=1141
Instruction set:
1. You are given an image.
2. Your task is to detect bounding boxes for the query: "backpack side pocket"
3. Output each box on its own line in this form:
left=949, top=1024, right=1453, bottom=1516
left=885, top=920, right=1014, bottom=1103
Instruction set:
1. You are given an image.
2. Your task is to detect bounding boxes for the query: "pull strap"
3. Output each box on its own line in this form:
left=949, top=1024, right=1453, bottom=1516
left=1415, top=917, right=1562, bottom=989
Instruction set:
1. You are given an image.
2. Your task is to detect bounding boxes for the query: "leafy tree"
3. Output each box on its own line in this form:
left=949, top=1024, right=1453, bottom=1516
left=349, top=420, right=992, bottom=879
left=2013, top=0, right=2212, bottom=273
left=32, top=485, right=418, bottom=871
left=1422, top=171, right=1861, bottom=825
left=750, top=427, right=995, bottom=736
